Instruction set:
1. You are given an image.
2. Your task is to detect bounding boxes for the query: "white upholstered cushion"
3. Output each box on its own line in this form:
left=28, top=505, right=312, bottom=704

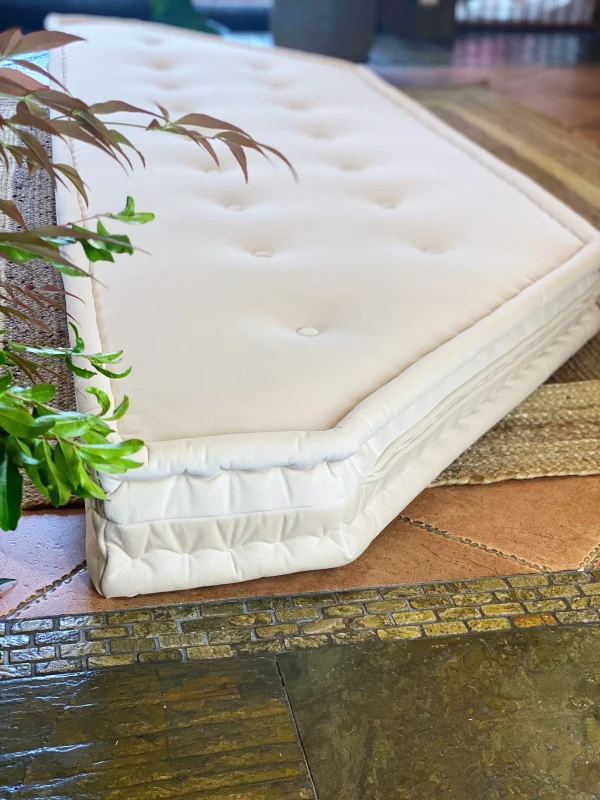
left=46, top=15, right=600, bottom=597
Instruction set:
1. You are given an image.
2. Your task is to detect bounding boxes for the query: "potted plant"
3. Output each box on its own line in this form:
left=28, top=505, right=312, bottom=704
left=0, top=26, right=292, bottom=534
left=271, top=0, right=378, bottom=62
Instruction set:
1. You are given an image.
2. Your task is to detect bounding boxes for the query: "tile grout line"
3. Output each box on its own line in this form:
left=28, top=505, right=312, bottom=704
left=275, top=657, right=321, bottom=800
left=3, top=561, right=88, bottom=620
left=578, top=541, right=600, bottom=570
left=398, top=515, right=550, bottom=571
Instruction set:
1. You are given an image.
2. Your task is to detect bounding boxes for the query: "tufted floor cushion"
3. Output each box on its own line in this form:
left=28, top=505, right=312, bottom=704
left=46, top=15, right=600, bottom=597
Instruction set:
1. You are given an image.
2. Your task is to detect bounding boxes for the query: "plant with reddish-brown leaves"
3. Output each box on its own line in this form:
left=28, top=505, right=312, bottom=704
left=0, top=28, right=293, bottom=531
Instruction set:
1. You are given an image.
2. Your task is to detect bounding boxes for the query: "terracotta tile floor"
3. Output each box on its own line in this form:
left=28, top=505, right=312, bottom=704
left=4, top=475, right=600, bottom=619
left=405, top=477, right=600, bottom=572
left=0, top=512, right=85, bottom=618
left=1, top=511, right=539, bottom=619
left=1, top=65, right=599, bottom=620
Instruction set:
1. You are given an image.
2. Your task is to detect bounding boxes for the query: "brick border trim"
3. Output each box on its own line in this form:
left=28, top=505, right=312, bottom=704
left=2, top=569, right=600, bottom=679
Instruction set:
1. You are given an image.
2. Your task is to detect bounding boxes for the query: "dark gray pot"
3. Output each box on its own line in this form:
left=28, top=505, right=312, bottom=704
left=380, top=0, right=456, bottom=41
left=271, top=0, right=377, bottom=62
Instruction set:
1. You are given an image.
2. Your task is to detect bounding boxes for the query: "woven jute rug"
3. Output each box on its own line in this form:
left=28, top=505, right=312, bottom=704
left=1, top=87, right=599, bottom=509
left=411, top=86, right=600, bottom=485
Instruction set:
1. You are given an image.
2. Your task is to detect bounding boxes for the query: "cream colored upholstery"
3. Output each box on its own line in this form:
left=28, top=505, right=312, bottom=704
left=47, top=15, right=600, bottom=597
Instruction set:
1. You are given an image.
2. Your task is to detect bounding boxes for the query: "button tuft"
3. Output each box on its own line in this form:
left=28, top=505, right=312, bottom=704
left=310, top=130, right=332, bottom=140
left=253, top=250, right=272, bottom=258
left=297, top=327, right=320, bottom=337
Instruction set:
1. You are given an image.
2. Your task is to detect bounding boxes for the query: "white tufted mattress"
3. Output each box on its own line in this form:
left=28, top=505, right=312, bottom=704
left=46, top=15, right=600, bottom=597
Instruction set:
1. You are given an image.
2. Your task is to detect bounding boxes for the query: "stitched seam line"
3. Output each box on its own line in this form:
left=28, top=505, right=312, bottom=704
left=398, top=515, right=549, bottom=571
left=93, top=491, right=348, bottom=529
left=93, top=305, right=596, bottom=534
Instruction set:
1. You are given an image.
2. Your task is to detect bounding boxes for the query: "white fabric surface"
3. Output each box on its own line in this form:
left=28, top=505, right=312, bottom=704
left=46, top=15, right=600, bottom=597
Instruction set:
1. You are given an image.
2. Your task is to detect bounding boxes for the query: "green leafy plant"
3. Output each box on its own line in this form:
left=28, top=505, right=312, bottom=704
left=149, top=0, right=226, bottom=33
left=0, top=27, right=293, bottom=536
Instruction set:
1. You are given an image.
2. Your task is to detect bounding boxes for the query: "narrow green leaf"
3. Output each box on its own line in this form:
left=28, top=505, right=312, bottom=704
left=106, top=395, right=129, bottom=421
left=7, top=341, right=67, bottom=356
left=69, top=322, right=85, bottom=354
left=22, top=461, right=50, bottom=499
left=53, top=263, right=94, bottom=278
left=65, top=357, right=96, bottom=380
left=81, top=430, right=108, bottom=445
left=95, top=221, right=133, bottom=255
left=88, top=416, right=113, bottom=436
left=90, top=457, right=141, bottom=474
left=107, top=196, right=155, bottom=225
left=0, top=405, right=53, bottom=438
left=50, top=417, right=93, bottom=438
left=75, top=464, right=106, bottom=499
left=0, top=239, right=81, bottom=271
left=78, top=238, right=115, bottom=264
left=5, top=436, right=41, bottom=466
left=86, top=386, right=110, bottom=415
left=0, top=371, right=12, bottom=393
left=88, top=350, right=123, bottom=365
left=55, top=440, right=83, bottom=491
left=93, top=363, right=132, bottom=380
left=41, top=441, right=72, bottom=506
left=0, top=448, right=23, bottom=530
left=10, top=383, right=56, bottom=403
left=79, top=438, right=144, bottom=459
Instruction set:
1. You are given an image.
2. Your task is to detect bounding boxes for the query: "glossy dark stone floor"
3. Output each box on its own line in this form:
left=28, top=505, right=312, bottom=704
left=280, top=627, right=600, bottom=800
left=3, top=626, right=600, bottom=799
left=0, top=658, right=315, bottom=800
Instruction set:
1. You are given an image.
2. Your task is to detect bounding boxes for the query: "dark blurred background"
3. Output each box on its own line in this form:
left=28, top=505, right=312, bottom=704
left=1, top=0, right=599, bottom=68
